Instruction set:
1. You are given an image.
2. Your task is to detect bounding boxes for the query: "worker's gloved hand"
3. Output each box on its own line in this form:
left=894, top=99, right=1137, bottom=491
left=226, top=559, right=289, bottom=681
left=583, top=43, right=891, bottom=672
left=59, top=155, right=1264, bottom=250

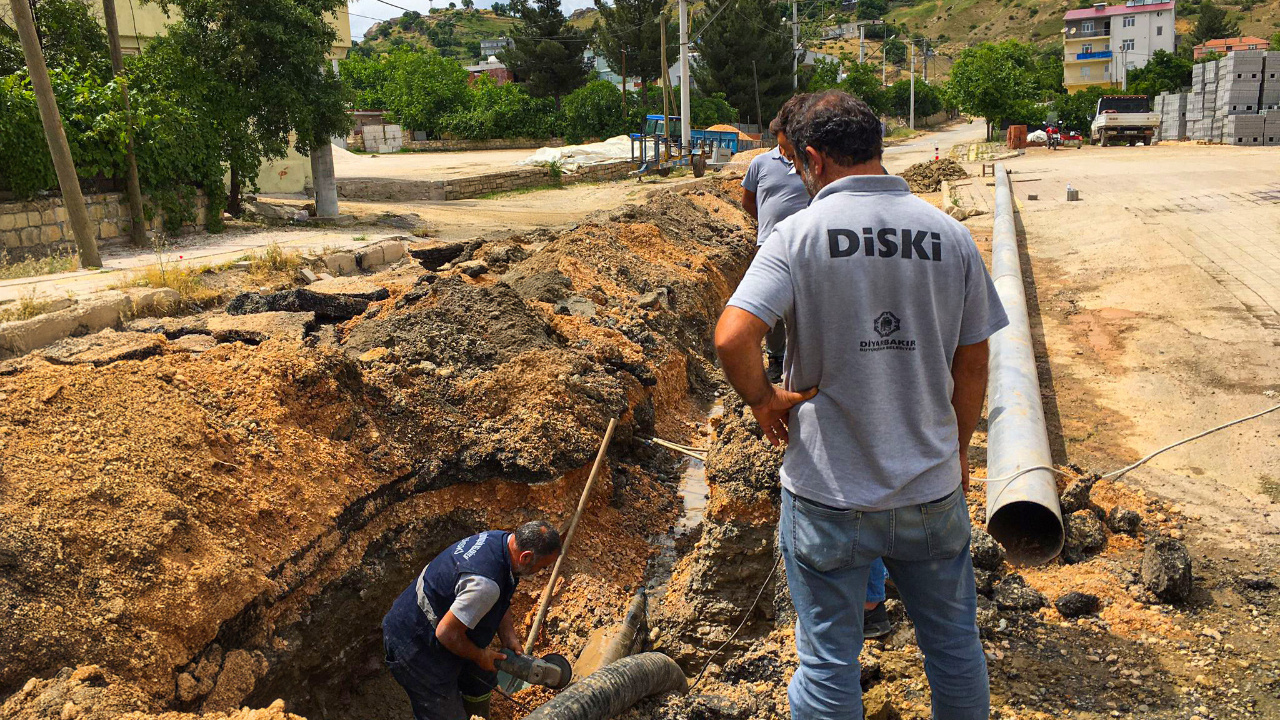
left=478, top=648, right=506, bottom=673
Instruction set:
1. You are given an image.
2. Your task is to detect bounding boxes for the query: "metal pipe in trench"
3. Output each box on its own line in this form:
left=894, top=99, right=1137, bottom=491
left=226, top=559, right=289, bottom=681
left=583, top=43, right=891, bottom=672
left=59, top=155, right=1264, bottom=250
left=984, top=163, right=1065, bottom=566
left=523, top=653, right=688, bottom=720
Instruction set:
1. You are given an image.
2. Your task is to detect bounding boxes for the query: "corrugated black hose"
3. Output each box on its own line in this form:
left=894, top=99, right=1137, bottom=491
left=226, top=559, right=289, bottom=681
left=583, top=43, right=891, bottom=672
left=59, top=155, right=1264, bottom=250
left=523, top=653, right=688, bottom=720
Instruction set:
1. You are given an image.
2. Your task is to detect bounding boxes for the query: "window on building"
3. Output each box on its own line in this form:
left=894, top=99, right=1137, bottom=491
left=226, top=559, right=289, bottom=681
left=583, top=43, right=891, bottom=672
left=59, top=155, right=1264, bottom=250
left=1082, top=20, right=1094, bottom=32
left=1123, top=15, right=1136, bottom=27
left=1082, top=66, right=1091, bottom=78
left=1122, top=38, right=1135, bottom=51
left=1156, top=25, right=1163, bottom=35
left=1082, top=43, right=1093, bottom=53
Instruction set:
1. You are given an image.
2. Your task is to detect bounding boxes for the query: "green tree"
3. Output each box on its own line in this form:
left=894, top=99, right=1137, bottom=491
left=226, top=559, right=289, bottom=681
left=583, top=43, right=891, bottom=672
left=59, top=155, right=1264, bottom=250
left=807, top=57, right=841, bottom=92
left=499, top=0, right=592, bottom=109
left=882, top=36, right=906, bottom=65
left=692, top=0, right=795, bottom=125
left=380, top=47, right=471, bottom=136
left=1270, top=31, right=1280, bottom=50
left=839, top=60, right=887, bottom=115
left=1190, top=0, right=1240, bottom=44
left=0, top=0, right=110, bottom=78
left=142, top=0, right=353, bottom=215
left=1050, top=85, right=1109, bottom=131
left=339, top=51, right=394, bottom=110
left=493, top=2, right=511, bottom=15
left=1127, top=49, right=1192, bottom=98
left=562, top=78, right=629, bottom=141
left=462, top=0, right=475, bottom=8
left=886, top=78, right=941, bottom=119
left=947, top=40, right=1048, bottom=139
left=593, top=0, right=674, bottom=89
left=856, top=0, right=888, bottom=21
left=690, top=90, right=738, bottom=126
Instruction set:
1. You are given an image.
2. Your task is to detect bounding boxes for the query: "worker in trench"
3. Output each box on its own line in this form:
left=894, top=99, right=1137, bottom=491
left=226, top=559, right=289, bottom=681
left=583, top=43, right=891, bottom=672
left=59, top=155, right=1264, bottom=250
left=715, top=90, right=1008, bottom=720
left=381, top=521, right=562, bottom=720
left=741, top=93, right=894, bottom=641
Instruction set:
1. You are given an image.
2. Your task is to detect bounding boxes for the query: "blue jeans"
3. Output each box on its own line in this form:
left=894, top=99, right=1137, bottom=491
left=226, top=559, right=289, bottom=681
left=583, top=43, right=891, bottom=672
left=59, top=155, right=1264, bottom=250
left=780, top=486, right=989, bottom=720
left=383, top=618, right=495, bottom=720
left=866, top=558, right=886, bottom=604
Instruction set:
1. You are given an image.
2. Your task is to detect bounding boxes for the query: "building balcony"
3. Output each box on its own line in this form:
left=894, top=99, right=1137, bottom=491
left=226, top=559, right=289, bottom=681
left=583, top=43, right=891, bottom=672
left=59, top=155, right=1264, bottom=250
left=1065, top=28, right=1111, bottom=39
left=1065, top=50, right=1113, bottom=62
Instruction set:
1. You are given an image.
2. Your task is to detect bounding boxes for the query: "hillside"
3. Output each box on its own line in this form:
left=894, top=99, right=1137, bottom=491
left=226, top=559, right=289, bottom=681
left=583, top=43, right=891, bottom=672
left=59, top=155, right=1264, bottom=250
left=880, top=0, right=1279, bottom=52
left=357, top=9, right=519, bottom=62
left=353, top=0, right=1277, bottom=69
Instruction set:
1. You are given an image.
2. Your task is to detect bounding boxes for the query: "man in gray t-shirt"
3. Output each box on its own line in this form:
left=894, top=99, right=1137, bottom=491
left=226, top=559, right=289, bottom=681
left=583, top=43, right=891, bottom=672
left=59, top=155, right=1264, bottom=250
left=743, top=99, right=812, bottom=382
left=715, top=91, right=1007, bottom=720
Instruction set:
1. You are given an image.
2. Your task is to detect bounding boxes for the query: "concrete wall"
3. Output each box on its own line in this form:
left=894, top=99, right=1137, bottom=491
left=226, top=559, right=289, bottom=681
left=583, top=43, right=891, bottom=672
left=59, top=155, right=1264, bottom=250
left=0, top=193, right=209, bottom=260
left=256, top=147, right=315, bottom=195
left=400, top=137, right=567, bottom=152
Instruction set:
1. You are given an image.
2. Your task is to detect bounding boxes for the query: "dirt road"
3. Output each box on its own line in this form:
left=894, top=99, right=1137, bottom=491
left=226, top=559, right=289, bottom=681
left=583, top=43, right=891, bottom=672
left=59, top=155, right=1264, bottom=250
left=968, top=142, right=1280, bottom=553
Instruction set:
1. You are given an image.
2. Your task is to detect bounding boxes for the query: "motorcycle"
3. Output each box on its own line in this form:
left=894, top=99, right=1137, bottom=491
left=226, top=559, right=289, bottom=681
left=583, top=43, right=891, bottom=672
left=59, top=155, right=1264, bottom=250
left=1046, top=124, right=1062, bottom=151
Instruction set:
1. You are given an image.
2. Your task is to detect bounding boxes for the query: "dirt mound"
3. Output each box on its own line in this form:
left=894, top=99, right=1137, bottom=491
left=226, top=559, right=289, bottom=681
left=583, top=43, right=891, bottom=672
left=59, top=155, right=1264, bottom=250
left=0, top=178, right=757, bottom=719
left=899, top=158, right=968, bottom=193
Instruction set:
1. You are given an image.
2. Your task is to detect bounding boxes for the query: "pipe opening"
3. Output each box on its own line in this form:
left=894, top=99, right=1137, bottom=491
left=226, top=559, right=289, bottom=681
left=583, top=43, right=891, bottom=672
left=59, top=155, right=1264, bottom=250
left=987, top=500, right=1065, bottom=567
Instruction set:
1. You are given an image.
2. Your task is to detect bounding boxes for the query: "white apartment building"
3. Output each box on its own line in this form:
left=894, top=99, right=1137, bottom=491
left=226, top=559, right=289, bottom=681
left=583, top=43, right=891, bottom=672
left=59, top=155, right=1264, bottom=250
left=1062, top=0, right=1176, bottom=93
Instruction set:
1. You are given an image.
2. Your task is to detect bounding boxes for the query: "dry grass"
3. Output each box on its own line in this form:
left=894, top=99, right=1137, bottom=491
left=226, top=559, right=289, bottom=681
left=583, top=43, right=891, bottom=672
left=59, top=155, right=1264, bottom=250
left=113, top=263, right=223, bottom=307
left=248, top=243, right=304, bottom=280
left=0, top=291, right=54, bottom=324
left=0, top=250, right=78, bottom=280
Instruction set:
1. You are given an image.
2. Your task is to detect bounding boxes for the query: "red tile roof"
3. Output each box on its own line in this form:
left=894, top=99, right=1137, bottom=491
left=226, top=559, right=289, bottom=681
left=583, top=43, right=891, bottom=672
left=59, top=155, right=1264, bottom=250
left=1194, top=36, right=1270, bottom=50
left=1064, top=1, right=1173, bottom=20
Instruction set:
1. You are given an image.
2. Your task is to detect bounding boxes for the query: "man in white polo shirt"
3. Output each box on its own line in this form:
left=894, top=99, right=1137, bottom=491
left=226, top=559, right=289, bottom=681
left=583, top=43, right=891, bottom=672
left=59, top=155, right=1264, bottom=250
left=715, top=90, right=1008, bottom=720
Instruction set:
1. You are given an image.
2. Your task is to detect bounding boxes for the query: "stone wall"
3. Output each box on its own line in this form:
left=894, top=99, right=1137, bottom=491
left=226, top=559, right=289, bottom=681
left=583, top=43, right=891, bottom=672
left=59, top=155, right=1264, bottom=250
left=0, top=192, right=209, bottom=260
left=400, top=137, right=566, bottom=152
left=337, top=160, right=635, bottom=202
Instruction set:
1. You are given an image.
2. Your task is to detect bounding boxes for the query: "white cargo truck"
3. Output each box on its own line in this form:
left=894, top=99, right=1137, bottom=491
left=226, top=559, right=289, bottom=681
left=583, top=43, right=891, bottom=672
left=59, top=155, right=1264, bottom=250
left=1090, top=95, right=1161, bottom=147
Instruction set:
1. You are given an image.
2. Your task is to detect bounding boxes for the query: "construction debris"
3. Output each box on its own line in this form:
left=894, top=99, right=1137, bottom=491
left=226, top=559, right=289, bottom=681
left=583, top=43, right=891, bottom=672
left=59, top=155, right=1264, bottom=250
left=899, top=158, right=968, bottom=194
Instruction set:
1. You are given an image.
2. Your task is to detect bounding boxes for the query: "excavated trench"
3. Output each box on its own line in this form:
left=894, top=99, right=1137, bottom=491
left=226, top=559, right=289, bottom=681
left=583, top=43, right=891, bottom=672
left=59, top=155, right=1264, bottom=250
left=0, top=178, right=768, bottom=720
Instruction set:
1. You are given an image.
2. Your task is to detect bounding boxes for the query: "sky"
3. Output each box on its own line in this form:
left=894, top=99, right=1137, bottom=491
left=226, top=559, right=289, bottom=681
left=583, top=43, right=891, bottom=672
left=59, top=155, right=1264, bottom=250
left=346, top=0, right=600, bottom=41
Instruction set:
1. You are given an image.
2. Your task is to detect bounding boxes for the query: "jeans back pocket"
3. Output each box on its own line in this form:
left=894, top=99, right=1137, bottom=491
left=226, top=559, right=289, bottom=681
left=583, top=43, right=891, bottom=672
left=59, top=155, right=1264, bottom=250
left=921, top=486, right=971, bottom=560
left=786, top=490, right=861, bottom=573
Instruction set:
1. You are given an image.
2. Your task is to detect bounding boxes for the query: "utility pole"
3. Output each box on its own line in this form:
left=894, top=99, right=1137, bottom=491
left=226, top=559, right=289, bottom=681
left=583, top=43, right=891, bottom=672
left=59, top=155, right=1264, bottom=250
left=101, top=0, right=146, bottom=246
left=752, top=59, right=763, bottom=140
left=9, top=0, right=101, bottom=268
left=859, top=23, right=865, bottom=63
left=679, top=0, right=690, bottom=152
left=922, top=38, right=929, bottom=82
left=621, top=49, right=627, bottom=109
left=791, top=0, right=799, bottom=89
left=659, top=19, right=671, bottom=148
left=909, top=41, right=916, bottom=130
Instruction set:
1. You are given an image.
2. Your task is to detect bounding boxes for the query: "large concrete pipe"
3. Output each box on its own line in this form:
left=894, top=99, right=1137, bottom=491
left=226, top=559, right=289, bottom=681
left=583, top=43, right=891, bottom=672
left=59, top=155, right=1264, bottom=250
left=524, top=653, right=687, bottom=720
left=984, top=163, right=1065, bottom=566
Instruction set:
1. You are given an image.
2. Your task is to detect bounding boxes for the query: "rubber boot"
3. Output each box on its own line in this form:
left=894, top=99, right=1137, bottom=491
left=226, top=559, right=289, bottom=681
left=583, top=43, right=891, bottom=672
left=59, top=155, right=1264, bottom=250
left=462, top=692, right=491, bottom=720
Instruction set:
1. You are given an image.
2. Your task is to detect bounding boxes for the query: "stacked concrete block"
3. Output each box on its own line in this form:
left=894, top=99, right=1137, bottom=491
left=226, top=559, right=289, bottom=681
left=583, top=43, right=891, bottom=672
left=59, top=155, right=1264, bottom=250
left=1157, top=92, right=1188, bottom=141
left=1263, top=52, right=1280, bottom=111
left=1265, top=109, right=1280, bottom=146
left=362, top=124, right=404, bottom=154
left=1217, top=52, right=1264, bottom=115
left=1223, top=115, right=1266, bottom=145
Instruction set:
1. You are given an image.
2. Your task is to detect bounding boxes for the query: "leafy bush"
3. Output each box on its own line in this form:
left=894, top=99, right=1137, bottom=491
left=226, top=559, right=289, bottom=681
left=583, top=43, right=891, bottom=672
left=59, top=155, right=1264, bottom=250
left=443, top=75, right=560, bottom=139
left=561, top=80, right=629, bottom=143
left=690, top=91, right=738, bottom=127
